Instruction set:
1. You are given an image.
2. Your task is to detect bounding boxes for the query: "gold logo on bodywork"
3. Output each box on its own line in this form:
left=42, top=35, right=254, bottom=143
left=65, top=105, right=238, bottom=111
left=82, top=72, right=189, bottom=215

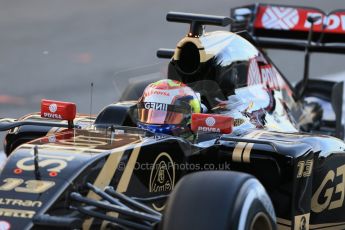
left=0, top=208, right=35, bottom=219
left=149, top=152, right=175, bottom=211
left=311, top=164, right=345, bottom=213
left=294, top=213, right=310, bottom=230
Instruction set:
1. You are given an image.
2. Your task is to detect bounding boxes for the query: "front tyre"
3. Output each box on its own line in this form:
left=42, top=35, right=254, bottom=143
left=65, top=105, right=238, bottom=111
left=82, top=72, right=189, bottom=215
left=163, top=171, right=276, bottom=230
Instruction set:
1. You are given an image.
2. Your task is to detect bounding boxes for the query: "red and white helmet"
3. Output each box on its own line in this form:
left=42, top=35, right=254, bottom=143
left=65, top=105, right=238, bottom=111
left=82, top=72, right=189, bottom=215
left=137, top=79, right=201, bottom=134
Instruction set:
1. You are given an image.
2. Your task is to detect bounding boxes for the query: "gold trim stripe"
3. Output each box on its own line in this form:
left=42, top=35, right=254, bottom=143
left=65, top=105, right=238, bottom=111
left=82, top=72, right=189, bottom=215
left=277, top=217, right=292, bottom=226
left=116, top=143, right=142, bottom=193
left=83, top=148, right=125, bottom=229
left=232, top=142, right=246, bottom=162
left=86, top=151, right=124, bottom=200
left=242, top=131, right=264, bottom=163
left=242, top=143, right=254, bottom=163
left=83, top=140, right=142, bottom=229
left=277, top=224, right=290, bottom=230
left=311, top=223, right=345, bottom=230
left=276, top=217, right=345, bottom=230
left=100, top=141, right=144, bottom=229
left=232, top=130, right=264, bottom=163
left=311, top=224, right=345, bottom=230
left=311, top=222, right=345, bottom=229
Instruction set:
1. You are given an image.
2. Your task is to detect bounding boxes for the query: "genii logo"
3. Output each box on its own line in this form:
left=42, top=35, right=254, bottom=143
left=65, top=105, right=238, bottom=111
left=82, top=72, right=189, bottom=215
left=262, top=6, right=299, bottom=30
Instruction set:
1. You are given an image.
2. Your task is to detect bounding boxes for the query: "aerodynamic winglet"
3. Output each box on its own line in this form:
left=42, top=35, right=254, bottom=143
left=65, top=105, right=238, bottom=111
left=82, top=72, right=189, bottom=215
left=166, top=12, right=233, bottom=37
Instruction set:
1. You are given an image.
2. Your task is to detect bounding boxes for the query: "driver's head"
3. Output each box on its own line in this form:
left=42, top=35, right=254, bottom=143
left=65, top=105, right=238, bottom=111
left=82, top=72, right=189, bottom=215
left=137, top=79, right=201, bottom=135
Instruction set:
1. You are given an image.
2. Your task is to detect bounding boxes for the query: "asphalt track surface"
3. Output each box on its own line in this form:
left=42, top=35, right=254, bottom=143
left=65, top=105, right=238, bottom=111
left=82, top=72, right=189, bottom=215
left=1, top=0, right=345, bottom=152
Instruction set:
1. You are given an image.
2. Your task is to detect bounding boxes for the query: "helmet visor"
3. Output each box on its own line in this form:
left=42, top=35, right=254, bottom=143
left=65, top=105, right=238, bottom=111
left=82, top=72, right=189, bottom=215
left=137, top=102, right=190, bottom=125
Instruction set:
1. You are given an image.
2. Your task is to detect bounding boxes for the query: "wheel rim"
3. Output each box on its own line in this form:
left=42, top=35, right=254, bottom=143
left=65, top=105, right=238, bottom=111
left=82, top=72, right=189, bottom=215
left=250, top=212, right=273, bottom=230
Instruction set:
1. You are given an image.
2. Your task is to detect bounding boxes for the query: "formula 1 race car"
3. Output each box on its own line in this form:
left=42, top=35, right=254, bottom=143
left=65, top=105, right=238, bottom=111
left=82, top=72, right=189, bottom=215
left=0, top=3, right=345, bottom=230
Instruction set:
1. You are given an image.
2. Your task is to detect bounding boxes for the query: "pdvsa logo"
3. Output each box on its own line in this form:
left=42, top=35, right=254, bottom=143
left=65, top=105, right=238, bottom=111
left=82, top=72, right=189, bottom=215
left=262, top=7, right=299, bottom=30
left=44, top=103, right=62, bottom=119
left=205, top=117, right=216, bottom=127
left=198, top=116, right=221, bottom=133
left=49, top=103, right=58, bottom=113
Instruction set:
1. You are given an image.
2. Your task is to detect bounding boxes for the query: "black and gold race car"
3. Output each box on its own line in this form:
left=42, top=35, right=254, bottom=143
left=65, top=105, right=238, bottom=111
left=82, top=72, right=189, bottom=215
left=0, top=4, right=345, bottom=230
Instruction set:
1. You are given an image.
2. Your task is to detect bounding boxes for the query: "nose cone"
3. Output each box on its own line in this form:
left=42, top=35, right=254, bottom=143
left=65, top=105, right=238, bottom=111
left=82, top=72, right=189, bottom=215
left=0, top=129, right=145, bottom=229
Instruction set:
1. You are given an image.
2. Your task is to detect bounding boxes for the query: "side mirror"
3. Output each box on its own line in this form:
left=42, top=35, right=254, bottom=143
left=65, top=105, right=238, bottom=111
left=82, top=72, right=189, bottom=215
left=191, top=113, right=233, bottom=134
left=41, top=99, right=76, bottom=128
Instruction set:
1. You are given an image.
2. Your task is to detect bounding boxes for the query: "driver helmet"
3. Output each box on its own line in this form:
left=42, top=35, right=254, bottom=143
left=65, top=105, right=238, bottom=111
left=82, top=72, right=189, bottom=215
left=137, top=79, right=201, bottom=135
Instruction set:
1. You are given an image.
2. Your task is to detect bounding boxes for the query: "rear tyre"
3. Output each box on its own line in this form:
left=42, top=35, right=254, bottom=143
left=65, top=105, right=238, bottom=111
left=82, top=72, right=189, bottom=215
left=163, top=171, right=276, bottom=230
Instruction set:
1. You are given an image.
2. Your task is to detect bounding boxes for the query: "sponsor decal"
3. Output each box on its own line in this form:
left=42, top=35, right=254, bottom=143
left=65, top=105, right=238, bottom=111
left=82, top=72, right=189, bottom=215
left=247, top=58, right=261, bottom=86
left=48, top=103, right=58, bottom=113
left=57, top=135, right=109, bottom=148
left=311, top=164, right=345, bottom=213
left=198, top=126, right=220, bottom=133
left=43, top=112, right=62, bottom=120
left=303, top=12, right=345, bottom=31
left=260, top=65, right=280, bottom=90
left=149, top=152, right=175, bottom=211
left=0, top=221, right=10, bottom=230
left=44, top=103, right=62, bottom=119
left=144, top=89, right=170, bottom=97
left=0, top=178, right=55, bottom=194
left=0, top=208, right=35, bottom=219
left=294, top=213, right=309, bottom=230
left=0, top=199, right=42, bottom=208
left=205, top=117, right=216, bottom=127
left=143, top=102, right=168, bottom=111
left=41, top=99, right=76, bottom=121
left=296, top=160, right=313, bottom=178
left=198, top=116, right=220, bottom=132
left=48, top=135, right=57, bottom=143
left=256, top=5, right=345, bottom=33
left=16, top=153, right=74, bottom=173
left=247, top=59, right=282, bottom=90
left=191, top=113, right=233, bottom=134
left=261, top=6, right=299, bottom=30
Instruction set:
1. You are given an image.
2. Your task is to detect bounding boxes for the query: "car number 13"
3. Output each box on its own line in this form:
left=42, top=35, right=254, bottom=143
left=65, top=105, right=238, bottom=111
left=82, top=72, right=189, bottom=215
left=0, top=178, right=55, bottom=194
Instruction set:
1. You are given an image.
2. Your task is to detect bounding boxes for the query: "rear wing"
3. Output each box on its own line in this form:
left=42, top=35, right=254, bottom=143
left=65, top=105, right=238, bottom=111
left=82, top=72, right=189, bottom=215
left=231, top=4, right=345, bottom=53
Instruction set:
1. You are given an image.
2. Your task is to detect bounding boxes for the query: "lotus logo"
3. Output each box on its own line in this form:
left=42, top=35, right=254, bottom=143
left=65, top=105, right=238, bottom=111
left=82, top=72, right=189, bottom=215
left=149, top=152, right=175, bottom=211
left=205, top=117, right=216, bottom=127
left=49, top=103, right=58, bottom=113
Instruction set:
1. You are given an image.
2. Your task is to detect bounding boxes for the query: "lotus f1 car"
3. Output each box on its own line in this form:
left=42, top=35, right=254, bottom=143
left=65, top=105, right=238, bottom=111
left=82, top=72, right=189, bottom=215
left=0, top=3, right=345, bottom=230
